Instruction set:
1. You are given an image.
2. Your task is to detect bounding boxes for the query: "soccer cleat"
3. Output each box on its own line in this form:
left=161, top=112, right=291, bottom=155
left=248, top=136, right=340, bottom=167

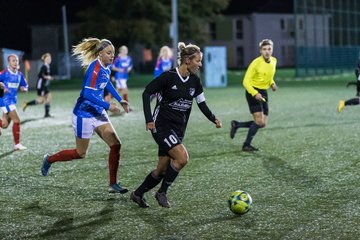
left=155, top=191, right=171, bottom=208
left=22, top=102, right=28, bottom=112
left=44, top=114, right=52, bottom=118
left=337, top=100, right=345, bottom=113
left=14, top=143, right=27, bottom=151
left=242, top=144, right=259, bottom=152
left=108, top=183, right=129, bottom=194
left=41, top=154, right=51, bottom=176
left=130, top=191, right=150, bottom=208
left=230, top=120, right=238, bottom=139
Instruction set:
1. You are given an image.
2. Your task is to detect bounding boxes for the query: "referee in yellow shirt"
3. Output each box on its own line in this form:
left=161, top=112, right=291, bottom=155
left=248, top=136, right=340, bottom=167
left=230, top=39, right=278, bottom=151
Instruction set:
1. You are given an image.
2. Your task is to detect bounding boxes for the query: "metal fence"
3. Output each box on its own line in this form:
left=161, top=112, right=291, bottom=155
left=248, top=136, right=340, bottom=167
left=294, top=0, right=360, bottom=76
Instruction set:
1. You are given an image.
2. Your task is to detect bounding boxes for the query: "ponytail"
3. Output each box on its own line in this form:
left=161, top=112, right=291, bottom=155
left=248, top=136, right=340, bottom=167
left=72, top=38, right=112, bottom=68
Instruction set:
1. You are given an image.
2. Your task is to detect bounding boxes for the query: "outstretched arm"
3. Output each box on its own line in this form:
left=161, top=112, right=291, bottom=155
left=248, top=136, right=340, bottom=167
left=196, top=92, right=222, bottom=128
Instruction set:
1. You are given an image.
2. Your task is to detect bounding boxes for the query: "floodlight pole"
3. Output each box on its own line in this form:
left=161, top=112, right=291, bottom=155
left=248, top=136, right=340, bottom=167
left=171, top=0, right=178, bottom=66
left=62, top=5, right=71, bottom=79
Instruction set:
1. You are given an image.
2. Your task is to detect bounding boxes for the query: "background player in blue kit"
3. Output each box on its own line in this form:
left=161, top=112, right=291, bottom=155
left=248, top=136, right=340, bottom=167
left=0, top=54, right=28, bottom=150
left=153, top=46, right=172, bottom=78
left=112, top=45, right=132, bottom=106
left=130, top=42, right=222, bottom=208
left=41, top=38, right=130, bottom=194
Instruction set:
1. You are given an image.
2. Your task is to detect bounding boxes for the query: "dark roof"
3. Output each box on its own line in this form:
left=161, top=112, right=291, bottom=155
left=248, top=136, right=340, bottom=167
left=223, top=0, right=294, bottom=15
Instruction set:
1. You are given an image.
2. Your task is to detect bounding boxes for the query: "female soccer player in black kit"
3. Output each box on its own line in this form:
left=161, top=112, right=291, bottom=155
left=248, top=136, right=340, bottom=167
left=23, top=53, right=54, bottom=117
left=130, top=42, right=222, bottom=208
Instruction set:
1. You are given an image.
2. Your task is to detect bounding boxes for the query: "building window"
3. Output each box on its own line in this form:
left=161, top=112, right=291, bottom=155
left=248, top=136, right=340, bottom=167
left=236, top=46, right=244, bottom=67
left=236, top=19, right=243, bottom=39
left=280, top=19, right=285, bottom=30
left=209, top=22, right=216, bottom=40
left=298, top=19, right=303, bottom=30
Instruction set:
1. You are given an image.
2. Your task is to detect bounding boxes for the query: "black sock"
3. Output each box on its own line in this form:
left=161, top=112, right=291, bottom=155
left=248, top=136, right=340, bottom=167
left=45, top=104, right=50, bottom=116
left=159, top=162, right=179, bottom=194
left=135, top=171, right=163, bottom=197
left=235, top=120, right=253, bottom=129
left=345, top=98, right=360, bottom=106
left=27, top=100, right=37, bottom=106
left=244, top=122, right=260, bottom=146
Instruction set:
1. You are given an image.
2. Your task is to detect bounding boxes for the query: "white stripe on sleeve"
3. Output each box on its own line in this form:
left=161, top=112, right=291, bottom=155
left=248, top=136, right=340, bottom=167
left=196, top=92, right=206, bottom=104
left=85, top=86, right=98, bottom=90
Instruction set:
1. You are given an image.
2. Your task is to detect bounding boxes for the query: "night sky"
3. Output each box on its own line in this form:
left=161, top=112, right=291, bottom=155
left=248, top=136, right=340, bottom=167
left=0, top=0, right=293, bottom=57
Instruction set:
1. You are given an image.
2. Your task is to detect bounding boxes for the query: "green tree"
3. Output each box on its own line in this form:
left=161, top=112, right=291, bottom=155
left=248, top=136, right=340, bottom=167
left=75, top=0, right=229, bottom=48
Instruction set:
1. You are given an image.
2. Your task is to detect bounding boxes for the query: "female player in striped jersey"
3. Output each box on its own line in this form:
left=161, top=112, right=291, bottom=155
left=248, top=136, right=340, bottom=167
left=112, top=46, right=133, bottom=105
left=22, top=53, right=54, bottom=117
left=130, top=42, right=222, bottom=208
left=230, top=39, right=278, bottom=151
left=153, top=45, right=172, bottom=78
left=0, top=54, right=28, bottom=150
left=41, top=38, right=130, bottom=194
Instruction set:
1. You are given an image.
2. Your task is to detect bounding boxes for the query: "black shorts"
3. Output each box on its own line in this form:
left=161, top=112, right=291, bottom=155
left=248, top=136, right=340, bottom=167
left=246, top=88, right=269, bottom=115
left=151, top=123, right=184, bottom=157
left=37, top=87, right=50, bottom=96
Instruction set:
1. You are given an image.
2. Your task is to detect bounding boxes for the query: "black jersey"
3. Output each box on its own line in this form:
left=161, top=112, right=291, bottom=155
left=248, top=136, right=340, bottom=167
left=143, top=68, right=216, bottom=128
left=36, top=64, right=51, bottom=96
left=37, top=64, right=51, bottom=90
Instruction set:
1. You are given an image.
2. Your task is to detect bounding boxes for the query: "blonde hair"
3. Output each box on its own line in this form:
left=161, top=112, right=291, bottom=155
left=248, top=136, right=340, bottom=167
left=177, top=42, right=201, bottom=65
left=72, top=38, right=113, bottom=67
left=119, top=45, right=128, bottom=54
left=41, top=53, right=51, bottom=62
left=259, top=39, right=274, bottom=48
left=159, top=46, right=171, bottom=58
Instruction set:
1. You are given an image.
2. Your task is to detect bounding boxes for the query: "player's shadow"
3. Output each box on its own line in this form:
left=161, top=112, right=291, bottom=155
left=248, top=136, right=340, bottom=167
left=24, top=200, right=116, bottom=238
left=264, top=120, right=358, bottom=132
left=21, top=117, right=44, bottom=125
left=0, top=150, right=15, bottom=159
left=261, top=155, right=322, bottom=190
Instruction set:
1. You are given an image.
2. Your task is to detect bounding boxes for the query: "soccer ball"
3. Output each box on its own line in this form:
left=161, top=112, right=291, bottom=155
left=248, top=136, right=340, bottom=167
left=228, top=190, right=253, bottom=215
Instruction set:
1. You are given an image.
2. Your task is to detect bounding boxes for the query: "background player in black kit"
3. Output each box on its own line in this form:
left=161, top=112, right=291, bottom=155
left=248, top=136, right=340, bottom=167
left=23, top=53, right=54, bottom=117
left=130, top=42, right=222, bottom=208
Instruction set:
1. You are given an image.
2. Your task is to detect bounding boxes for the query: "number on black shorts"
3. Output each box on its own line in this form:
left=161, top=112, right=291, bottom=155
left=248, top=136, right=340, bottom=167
left=164, top=134, right=178, bottom=147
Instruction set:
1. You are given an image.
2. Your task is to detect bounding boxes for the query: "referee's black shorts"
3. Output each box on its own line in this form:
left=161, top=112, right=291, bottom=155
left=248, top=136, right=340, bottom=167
left=245, top=88, right=269, bottom=115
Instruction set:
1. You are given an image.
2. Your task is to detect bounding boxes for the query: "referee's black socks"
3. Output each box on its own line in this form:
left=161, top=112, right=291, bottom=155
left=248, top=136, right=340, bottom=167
left=235, top=120, right=253, bottom=129
left=244, top=122, right=260, bottom=146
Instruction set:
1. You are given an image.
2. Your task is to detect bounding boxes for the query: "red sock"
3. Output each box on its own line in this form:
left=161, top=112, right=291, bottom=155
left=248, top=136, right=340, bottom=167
left=48, top=149, right=81, bottom=163
left=123, top=93, right=128, bottom=102
left=0, top=119, right=2, bottom=128
left=12, top=122, right=20, bottom=144
left=109, top=144, right=121, bottom=185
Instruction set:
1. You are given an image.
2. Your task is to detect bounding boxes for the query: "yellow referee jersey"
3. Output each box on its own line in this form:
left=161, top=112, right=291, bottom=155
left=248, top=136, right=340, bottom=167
left=243, top=56, right=277, bottom=96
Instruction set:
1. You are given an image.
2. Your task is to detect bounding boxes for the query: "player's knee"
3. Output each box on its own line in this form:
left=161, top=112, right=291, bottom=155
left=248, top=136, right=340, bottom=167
left=255, top=120, right=266, bottom=128
left=1, top=121, right=9, bottom=128
left=177, top=152, right=189, bottom=168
